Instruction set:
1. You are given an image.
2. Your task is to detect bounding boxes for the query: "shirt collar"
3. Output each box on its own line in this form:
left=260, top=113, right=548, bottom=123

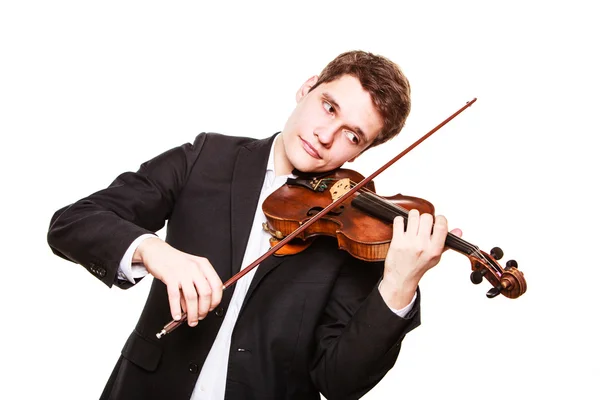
left=266, top=135, right=276, bottom=175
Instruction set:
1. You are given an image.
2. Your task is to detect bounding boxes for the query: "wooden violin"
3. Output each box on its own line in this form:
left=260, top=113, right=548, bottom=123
left=262, top=168, right=526, bottom=299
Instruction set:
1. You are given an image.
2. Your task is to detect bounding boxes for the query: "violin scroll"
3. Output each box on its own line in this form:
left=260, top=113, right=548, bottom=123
left=469, top=247, right=527, bottom=299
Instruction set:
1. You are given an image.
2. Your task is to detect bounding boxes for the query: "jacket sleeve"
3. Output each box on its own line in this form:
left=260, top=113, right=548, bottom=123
left=310, top=257, right=421, bottom=400
left=47, top=133, right=208, bottom=288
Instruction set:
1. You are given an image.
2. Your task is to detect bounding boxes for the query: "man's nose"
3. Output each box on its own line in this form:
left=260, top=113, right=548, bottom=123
left=313, top=126, right=337, bottom=148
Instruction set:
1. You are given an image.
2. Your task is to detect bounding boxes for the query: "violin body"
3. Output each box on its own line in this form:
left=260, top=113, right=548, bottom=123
left=262, top=169, right=434, bottom=261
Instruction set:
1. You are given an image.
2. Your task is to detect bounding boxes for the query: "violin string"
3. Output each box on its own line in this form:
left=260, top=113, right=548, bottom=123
left=347, top=181, right=477, bottom=251
left=351, top=182, right=481, bottom=252
left=344, top=181, right=503, bottom=275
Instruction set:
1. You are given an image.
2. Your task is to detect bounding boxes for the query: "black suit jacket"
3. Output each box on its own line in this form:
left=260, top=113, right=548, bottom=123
left=48, top=133, right=421, bottom=400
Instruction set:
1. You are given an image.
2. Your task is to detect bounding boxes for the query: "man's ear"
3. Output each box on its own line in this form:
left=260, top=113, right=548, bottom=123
left=296, top=75, right=319, bottom=102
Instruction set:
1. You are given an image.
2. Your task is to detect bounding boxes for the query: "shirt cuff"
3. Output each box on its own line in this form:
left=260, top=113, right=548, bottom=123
left=378, top=281, right=417, bottom=318
left=117, top=234, right=156, bottom=284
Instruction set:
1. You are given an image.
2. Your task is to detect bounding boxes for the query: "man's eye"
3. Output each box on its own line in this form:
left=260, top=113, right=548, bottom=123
left=323, top=102, right=334, bottom=114
left=344, top=130, right=359, bottom=144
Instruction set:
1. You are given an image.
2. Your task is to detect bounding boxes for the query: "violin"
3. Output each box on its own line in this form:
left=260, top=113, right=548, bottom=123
left=156, top=98, right=526, bottom=339
left=262, top=168, right=526, bottom=299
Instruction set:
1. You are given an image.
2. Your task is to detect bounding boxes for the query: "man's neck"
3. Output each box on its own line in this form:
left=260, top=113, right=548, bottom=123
left=273, top=135, right=294, bottom=176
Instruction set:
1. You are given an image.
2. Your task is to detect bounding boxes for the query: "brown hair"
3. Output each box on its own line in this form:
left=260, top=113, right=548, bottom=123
left=310, top=50, right=411, bottom=148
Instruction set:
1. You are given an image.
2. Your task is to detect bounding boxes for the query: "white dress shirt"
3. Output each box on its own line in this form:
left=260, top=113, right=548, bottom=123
left=118, top=135, right=416, bottom=399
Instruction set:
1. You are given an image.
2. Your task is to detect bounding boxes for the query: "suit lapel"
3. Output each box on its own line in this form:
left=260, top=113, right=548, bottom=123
left=242, top=254, right=285, bottom=309
left=229, top=134, right=276, bottom=279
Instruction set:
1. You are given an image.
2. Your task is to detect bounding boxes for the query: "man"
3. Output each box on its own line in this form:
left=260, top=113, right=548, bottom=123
left=48, top=50, right=460, bottom=399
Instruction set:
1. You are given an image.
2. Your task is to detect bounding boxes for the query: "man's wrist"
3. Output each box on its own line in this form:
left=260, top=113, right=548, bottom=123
left=118, top=234, right=156, bottom=284
left=379, top=276, right=419, bottom=310
left=133, top=236, right=163, bottom=264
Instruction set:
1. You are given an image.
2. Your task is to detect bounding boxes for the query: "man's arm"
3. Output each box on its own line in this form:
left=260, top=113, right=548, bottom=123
left=310, top=258, right=421, bottom=400
left=47, top=133, right=208, bottom=288
left=311, top=210, right=458, bottom=399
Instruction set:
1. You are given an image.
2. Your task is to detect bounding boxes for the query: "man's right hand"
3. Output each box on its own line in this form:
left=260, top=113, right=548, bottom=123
left=134, top=237, right=223, bottom=326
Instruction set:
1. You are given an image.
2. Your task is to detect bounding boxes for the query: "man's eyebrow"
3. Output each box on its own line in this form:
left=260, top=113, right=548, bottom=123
left=322, top=92, right=367, bottom=141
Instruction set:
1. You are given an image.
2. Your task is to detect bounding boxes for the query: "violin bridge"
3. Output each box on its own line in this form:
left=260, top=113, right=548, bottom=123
left=329, top=178, right=352, bottom=201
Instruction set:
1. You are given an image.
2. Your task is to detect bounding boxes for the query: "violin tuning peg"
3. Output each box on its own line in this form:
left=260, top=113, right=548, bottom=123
left=490, top=247, right=504, bottom=260
left=506, top=259, right=518, bottom=269
left=486, top=286, right=502, bottom=299
left=470, top=269, right=486, bottom=285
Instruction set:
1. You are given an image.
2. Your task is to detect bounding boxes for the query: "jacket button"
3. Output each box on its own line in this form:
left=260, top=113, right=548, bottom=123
left=188, top=362, right=199, bottom=374
left=215, top=307, right=225, bottom=317
left=97, top=267, right=106, bottom=278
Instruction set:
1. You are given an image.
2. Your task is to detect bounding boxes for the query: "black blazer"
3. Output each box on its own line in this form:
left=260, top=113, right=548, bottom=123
left=48, top=133, right=420, bottom=400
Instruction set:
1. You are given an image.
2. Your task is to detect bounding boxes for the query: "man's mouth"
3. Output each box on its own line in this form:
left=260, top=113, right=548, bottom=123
left=300, top=138, right=322, bottom=159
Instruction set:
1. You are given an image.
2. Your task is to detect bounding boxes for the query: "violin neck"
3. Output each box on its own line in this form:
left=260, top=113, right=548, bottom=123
left=351, top=192, right=477, bottom=256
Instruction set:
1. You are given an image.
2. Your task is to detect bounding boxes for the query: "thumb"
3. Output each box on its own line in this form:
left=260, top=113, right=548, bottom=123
left=450, top=228, right=462, bottom=237
left=442, top=228, right=463, bottom=253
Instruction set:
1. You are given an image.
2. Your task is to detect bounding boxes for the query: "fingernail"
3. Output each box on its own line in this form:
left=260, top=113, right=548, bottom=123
left=174, top=314, right=181, bottom=321
left=190, top=321, right=198, bottom=327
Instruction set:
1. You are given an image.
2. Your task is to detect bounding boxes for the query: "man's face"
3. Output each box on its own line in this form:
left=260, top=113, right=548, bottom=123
left=279, top=74, right=384, bottom=174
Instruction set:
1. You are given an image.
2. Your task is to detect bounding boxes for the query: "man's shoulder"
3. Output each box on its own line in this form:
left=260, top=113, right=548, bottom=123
left=200, top=132, right=277, bottom=149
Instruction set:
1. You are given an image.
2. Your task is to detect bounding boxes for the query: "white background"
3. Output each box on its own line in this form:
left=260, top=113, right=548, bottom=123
left=1, top=1, right=598, bottom=399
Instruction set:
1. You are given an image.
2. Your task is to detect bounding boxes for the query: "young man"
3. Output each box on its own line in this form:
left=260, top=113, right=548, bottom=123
left=48, top=50, right=460, bottom=400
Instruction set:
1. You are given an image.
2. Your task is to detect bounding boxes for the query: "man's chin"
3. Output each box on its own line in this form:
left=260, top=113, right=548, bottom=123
left=291, top=162, right=344, bottom=177
left=289, top=155, right=320, bottom=173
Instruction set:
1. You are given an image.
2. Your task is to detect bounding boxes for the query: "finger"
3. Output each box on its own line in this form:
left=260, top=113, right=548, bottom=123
left=194, top=275, right=213, bottom=320
left=200, top=261, right=224, bottom=311
left=180, top=280, right=199, bottom=326
left=166, top=283, right=183, bottom=321
left=431, top=215, right=449, bottom=251
left=390, top=216, right=406, bottom=247
left=418, top=213, right=434, bottom=241
left=406, top=209, right=420, bottom=236
left=180, top=295, right=187, bottom=314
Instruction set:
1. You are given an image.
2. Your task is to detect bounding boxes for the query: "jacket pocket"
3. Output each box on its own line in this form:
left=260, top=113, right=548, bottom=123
left=121, top=331, right=162, bottom=372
